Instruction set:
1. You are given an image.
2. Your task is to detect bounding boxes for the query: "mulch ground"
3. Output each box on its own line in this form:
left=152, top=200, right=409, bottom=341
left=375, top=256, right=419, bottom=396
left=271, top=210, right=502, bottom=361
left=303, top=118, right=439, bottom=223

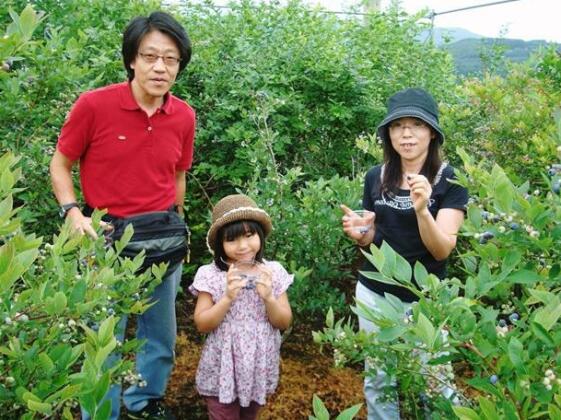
left=164, top=291, right=367, bottom=419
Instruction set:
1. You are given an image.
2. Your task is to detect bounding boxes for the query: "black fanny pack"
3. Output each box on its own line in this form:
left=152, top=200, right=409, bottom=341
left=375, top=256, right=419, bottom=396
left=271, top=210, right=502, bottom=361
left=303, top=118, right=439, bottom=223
left=86, top=205, right=190, bottom=272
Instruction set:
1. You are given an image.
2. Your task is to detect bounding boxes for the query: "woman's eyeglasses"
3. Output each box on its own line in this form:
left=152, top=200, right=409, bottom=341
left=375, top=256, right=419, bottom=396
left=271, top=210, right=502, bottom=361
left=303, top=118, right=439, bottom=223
left=388, top=120, right=429, bottom=136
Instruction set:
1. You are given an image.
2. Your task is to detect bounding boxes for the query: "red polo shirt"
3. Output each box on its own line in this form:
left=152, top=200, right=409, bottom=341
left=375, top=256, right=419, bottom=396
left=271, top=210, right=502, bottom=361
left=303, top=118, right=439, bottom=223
left=57, top=82, right=196, bottom=217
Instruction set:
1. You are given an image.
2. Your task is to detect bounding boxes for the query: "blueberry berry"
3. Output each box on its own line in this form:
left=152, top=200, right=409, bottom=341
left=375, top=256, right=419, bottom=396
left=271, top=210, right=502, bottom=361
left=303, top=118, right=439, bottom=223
left=498, top=319, right=507, bottom=327
left=479, top=231, right=494, bottom=244
left=553, top=182, right=560, bottom=195
left=490, top=375, right=498, bottom=385
left=509, top=312, right=519, bottom=323
left=509, top=222, right=520, bottom=230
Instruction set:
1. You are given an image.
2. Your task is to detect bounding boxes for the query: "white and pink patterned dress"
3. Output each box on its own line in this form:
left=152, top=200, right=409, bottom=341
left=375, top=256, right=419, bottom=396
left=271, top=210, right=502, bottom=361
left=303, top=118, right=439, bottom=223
left=189, top=260, right=293, bottom=407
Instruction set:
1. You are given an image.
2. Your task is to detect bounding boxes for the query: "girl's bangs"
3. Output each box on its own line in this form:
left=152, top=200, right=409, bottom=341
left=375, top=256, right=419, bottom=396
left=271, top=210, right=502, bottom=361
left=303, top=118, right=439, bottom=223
left=223, top=220, right=259, bottom=241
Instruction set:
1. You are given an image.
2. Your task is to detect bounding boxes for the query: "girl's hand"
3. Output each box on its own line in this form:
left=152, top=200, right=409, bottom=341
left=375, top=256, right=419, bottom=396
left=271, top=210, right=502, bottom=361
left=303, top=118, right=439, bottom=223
left=340, top=204, right=375, bottom=241
left=255, top=265, right=274, bottom=302
left=226, top=264, right=247, bottom=301
left=406, top=174, right=433, bottom=213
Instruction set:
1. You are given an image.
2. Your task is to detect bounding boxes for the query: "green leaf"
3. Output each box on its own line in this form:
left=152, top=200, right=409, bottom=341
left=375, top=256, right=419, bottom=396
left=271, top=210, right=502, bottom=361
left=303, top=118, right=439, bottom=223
left=38, top=352, right=55, bottom=373
left=27, top=399, right=52, bottom=415
left=414, top=262, right=429, bottom=289
left=45, top=291, right=67, bottom=315
left=466, top=377, right=502, bottom=399
left=360, top=246, right=384, bottom=272
left=115, top=224, right=134, bottom=254
left=94, top=400, right=112, bottom=420
left=393, top=251, right=412, bottom=284
left=506, top=269, right=542, bottom=285
left=534, top=302, right=561, bottom=331
left=453, top=406, right=482, bottom=420
left=94, top=337, right=117, bottom=369
left=526, top=288, right=556, bottom=306
left=22, top=391, right=41, bottom=403
left=380, top=242, right=396, bottom=277
left=94, top=371, right=111, bottom=403
left=414, top=313, right=436, bottom=350
left=358, top=270, right=401, bottom=287
left=97, top=316, right=116, bottom=347
left=335, top=403, right=362, bottom=420
left=325, top=307, right=334, bottom=329
left=312, top=394, right=330, bottom=419
left=44, top=384, right=81, bottom=403
left=508, top=337, right=525, bottom=372
left=531, top=321, right=556, bottom=347
left=377, top=325, right=407, bottom=342
left=549, top=404, right=561, bottom=420
left=479, top=396, right=499, bottom=420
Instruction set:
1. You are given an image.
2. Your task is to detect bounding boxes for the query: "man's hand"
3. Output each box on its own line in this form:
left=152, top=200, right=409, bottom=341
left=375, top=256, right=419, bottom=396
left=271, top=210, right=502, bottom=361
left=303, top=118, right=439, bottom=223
left=66, top=207, right=109, bottom=239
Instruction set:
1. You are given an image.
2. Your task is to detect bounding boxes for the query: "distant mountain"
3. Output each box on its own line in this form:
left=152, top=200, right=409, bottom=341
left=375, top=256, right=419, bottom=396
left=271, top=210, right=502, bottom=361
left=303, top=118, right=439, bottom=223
left=422, top=27, right=484, bottom=45
left=442, top=37, right=558, bottom=75
left=418, top=27, right=559, bottom=76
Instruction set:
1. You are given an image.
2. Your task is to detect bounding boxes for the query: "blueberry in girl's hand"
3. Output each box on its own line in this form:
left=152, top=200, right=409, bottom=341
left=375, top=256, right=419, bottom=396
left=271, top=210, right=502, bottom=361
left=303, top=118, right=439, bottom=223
left=241, top=274, right=258, bottom=290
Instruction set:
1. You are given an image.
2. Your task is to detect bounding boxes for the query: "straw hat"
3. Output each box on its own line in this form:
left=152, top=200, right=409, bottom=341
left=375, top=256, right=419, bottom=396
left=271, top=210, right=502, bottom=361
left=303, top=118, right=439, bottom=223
left=206, top=194, right=272, bottom=251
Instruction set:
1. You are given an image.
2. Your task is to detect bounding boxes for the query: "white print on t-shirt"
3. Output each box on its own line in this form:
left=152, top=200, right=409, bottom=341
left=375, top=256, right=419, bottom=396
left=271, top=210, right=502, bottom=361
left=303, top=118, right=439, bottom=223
left=375, top=192, right=435, bottom=210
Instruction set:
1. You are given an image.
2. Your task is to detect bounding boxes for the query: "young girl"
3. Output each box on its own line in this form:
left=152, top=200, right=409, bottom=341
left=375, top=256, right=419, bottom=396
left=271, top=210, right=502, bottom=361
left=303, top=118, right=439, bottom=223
left=341, top=87, right=468, bottom=419
left=190, top=194, right=293, bottom=419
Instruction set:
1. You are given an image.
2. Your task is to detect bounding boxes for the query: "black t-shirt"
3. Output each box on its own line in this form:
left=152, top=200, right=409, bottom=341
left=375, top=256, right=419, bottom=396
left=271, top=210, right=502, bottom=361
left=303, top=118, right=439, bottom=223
left=358, top=163, right=468, bottom=302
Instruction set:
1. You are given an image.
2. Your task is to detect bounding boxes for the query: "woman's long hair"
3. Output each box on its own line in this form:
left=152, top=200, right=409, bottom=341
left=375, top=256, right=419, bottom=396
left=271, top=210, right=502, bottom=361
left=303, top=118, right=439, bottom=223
left=380, top=128, right=442, bottom=193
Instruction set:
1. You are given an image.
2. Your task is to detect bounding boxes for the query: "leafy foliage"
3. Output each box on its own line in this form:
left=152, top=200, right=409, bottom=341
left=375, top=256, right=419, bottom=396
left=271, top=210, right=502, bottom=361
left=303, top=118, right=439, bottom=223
left=0, top=151, right=168, bottom=418
left=315, top=137, right=561, bottom=417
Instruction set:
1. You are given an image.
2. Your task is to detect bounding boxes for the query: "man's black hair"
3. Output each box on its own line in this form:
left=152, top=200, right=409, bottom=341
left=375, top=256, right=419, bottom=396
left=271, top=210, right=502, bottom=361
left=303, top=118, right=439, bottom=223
left=122, top=11, right=192, bottom=81
left=214, top=221, right=265, bottom=271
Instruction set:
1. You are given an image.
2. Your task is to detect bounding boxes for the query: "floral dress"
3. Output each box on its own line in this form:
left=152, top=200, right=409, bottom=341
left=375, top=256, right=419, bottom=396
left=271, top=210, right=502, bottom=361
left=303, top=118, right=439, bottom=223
left=189, top=260, right=293, bottom=407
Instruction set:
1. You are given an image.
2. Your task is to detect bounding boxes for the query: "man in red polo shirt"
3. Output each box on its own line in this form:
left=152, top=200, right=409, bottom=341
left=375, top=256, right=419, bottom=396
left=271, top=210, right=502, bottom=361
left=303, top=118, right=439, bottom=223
left=49, top=11, right=195, bottom=420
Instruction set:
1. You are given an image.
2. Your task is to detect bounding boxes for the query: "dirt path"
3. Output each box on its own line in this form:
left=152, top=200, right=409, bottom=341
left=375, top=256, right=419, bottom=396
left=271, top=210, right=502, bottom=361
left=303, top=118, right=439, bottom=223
left=165, top=292, right=367, bottom=419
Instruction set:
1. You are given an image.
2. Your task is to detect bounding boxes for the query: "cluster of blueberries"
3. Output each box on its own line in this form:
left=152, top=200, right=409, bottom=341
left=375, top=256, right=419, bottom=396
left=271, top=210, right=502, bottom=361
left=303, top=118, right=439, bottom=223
left=498, top=312, right=520, bottom=327
left=549, top=164, right=561, bottom=194
left=490, top=312, right=520, bottom=385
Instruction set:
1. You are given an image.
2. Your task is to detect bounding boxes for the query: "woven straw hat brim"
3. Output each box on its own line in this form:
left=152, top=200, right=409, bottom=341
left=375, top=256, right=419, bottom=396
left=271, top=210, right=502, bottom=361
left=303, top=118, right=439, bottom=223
left=376, top=107, right=444, bottom=144
left=206, top=207, right=272, bottom=252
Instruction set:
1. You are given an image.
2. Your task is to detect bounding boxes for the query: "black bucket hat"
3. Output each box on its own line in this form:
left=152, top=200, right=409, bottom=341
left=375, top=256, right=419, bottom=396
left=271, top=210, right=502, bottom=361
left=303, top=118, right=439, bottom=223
left=376, top=88, right=444, bottom=144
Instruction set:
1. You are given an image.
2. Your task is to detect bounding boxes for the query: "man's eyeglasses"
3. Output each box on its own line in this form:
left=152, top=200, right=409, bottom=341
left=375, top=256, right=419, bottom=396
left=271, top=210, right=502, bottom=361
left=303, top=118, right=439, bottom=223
left=138, top=52, right=181, bottom=67
left=388, top=120, right=430, bottom=136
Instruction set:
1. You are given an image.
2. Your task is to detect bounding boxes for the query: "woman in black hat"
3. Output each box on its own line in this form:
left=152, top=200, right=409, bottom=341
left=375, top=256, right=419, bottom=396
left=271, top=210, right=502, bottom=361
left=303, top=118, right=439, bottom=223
left=341, top=87, right=468, bottom=419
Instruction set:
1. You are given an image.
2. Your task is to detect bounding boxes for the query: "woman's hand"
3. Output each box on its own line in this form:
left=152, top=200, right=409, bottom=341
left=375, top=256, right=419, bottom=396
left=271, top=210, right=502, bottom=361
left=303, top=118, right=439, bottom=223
left=406, top=174, right=433, bottom=213
left=255, top=265, right=274, bottom=302
left=340, top=204, right=375, bottom=244
left=226, top=264, right=247, bottom=301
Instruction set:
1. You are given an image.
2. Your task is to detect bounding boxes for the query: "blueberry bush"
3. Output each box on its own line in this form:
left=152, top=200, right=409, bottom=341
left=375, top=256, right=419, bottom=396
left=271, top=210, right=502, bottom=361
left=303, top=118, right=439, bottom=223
left=3, top=1, right=561, bottom=418
left=315, top=128, right=561, bottom=417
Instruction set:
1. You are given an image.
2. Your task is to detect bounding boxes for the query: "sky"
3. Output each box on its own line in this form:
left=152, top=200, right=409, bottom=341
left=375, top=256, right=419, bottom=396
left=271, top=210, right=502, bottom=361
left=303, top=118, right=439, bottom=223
left=307, top=0, right=561, bottom=42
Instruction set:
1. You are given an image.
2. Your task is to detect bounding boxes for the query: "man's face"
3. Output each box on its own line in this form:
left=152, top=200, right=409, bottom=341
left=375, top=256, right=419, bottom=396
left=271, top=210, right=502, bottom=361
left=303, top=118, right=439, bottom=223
left=130, top=30, right=180, bottom=101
